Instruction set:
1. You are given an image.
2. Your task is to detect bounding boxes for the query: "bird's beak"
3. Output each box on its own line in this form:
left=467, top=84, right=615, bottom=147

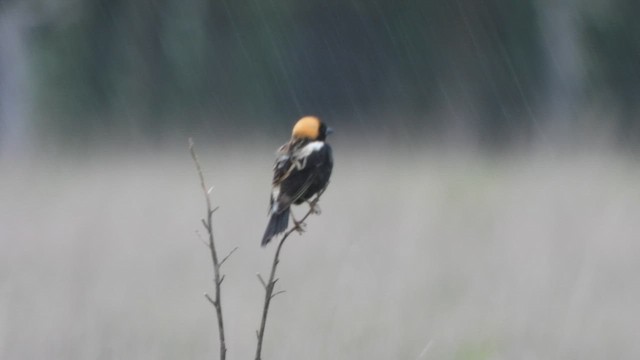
left=326, top=127, right=334, bottom=135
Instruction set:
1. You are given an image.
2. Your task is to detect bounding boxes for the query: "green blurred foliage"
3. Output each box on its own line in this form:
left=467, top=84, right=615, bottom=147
left=21, top=0, right=640, bottom=141
left=583, top=0, right=640, bottom=141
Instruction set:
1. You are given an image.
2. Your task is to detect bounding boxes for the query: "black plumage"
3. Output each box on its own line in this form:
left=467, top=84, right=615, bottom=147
left=262, top=117, right=333, bottom=246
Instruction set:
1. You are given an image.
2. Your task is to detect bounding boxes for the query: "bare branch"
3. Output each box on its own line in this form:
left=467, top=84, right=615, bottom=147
left=204, top=292, right=216, bottom=306
left=254, top=189, right=326, bottom=360
left=189, top=138, right=212, bottom=211
left=256, top=273, right=267, bottom=290
left=190, top=139, right=228, bottom=360
left=195, top=230, right=211, bottom=248
left=270, top=290, right=286, bottom=299
left=219, top=247, right=239, bottom=267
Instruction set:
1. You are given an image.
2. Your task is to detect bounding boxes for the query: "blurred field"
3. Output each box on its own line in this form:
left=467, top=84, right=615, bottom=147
left=1, top=144, right=639, bottom=359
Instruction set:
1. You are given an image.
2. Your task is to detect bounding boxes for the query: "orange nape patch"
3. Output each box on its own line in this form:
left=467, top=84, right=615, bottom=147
left=291, top=116, right=320, bottom=139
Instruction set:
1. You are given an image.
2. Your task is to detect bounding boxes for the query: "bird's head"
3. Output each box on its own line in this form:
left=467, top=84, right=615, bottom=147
left=292, top=116, right=333, bottom=141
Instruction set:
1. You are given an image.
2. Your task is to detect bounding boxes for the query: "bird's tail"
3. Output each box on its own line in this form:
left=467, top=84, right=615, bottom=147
left=261, top=208, right=290, bottom=246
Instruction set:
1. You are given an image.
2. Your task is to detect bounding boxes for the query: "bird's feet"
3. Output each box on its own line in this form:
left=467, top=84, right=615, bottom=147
left=290, top=212, right=306, bottom=234
left=308, top=198, right=321, bottom=215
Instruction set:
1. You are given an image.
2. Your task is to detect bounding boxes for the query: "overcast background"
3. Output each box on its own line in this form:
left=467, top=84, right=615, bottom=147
left=1, top=1, right=640, bottom=359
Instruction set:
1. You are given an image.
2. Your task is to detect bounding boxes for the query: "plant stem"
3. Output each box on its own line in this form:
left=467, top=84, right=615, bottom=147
left=254, top=192, right=324, bottom=360
left=190, top=139, right=228, bottom=360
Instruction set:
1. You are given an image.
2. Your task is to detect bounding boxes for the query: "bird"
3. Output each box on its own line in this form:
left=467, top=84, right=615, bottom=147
left=261, top=116, right=333, bottom=246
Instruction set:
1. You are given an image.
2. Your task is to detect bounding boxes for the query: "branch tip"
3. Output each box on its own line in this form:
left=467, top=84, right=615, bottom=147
left=220, top=247, right=239, bottom=267
left=257, top=273, right=267, bottom=289
left=196, top=231, right=211, bottom=248
left=204, top=293, right=216, bottom=306
left=190, top=139, right=227, bottom=360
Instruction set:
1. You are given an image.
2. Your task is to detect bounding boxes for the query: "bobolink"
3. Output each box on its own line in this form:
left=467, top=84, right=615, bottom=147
left=261, top=116, right=333, bottom=246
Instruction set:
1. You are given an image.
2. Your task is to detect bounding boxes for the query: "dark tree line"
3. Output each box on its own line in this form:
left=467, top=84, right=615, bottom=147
left=21, top=0, right=640, bottom=142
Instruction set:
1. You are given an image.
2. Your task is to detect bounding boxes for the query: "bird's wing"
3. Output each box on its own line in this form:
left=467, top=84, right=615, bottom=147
left=288, top=172, right=318, bottom=204
left=272, top=138, right=306, bottom=185
left=272, top=153, right=293, bottom=186
left=277, top=142, right=331, bottom=206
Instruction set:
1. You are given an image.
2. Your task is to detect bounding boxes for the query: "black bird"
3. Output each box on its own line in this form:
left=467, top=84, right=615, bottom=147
left=261, top=116, right=333, bottom=246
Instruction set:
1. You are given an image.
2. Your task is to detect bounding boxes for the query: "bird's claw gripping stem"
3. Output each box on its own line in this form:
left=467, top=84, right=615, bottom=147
left=290, top=212, right=306, bottom=233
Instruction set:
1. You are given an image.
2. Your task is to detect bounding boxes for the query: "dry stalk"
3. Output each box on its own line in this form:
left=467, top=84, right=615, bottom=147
left=254, top=188, right=326, bottom=360
left=189, top=138, right=236, bottom=360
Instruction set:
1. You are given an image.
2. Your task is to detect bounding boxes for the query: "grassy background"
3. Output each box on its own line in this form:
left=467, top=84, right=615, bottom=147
left=1, top=144, right=639, bottom=359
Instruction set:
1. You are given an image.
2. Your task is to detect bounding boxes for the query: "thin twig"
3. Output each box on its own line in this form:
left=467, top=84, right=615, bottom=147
left=220, top=247, right=239, bottom=267
left=256, top=273, right=267, bottom=290
left=190, top=138, right=234, bottom=360
left=254, top=188, right=326, bottom=360
left=204, top=292, right=216, bottom=306
left=196, top=230, right=211, bottom=248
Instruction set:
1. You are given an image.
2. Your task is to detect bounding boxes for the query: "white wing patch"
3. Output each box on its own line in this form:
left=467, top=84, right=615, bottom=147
left=270, top=185, right=281, bottom=214
left=296, top=141, right=324, bottom=159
